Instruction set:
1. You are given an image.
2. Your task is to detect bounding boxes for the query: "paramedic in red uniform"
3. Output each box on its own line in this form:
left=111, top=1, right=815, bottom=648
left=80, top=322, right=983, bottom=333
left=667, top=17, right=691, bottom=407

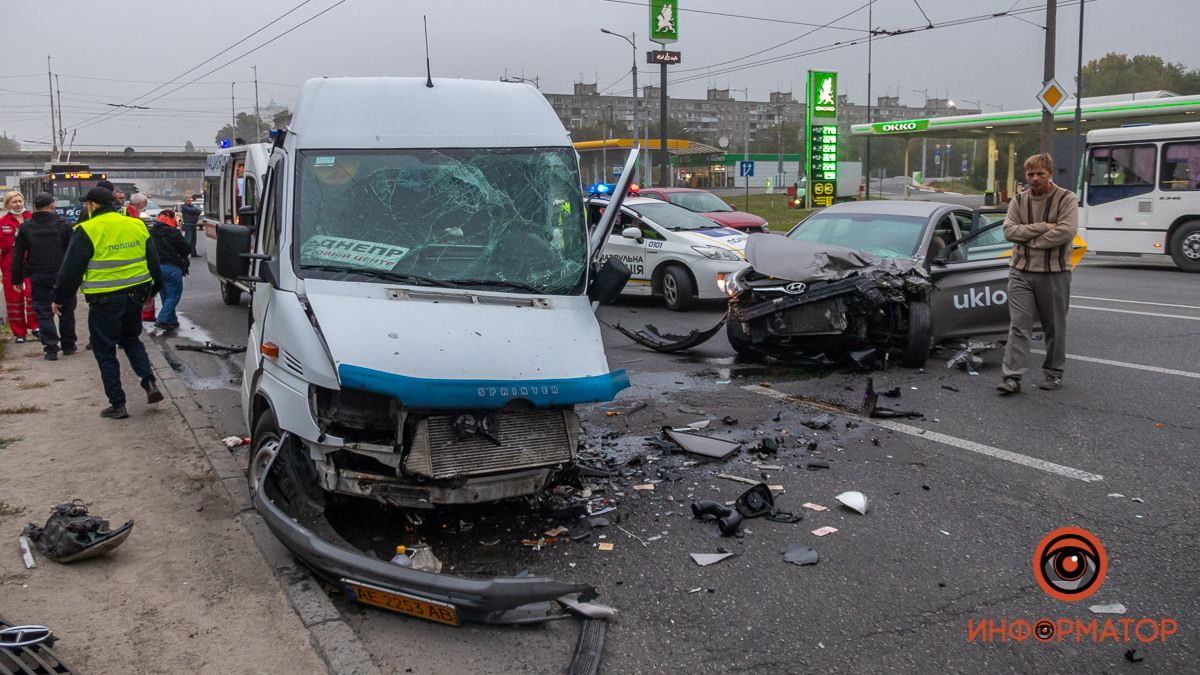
left=1, top=191, right=39, bottom=342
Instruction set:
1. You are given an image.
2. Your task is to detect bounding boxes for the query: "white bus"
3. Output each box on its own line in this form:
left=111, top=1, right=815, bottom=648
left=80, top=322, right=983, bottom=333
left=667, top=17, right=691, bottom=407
left=1079, top=121, right=1200, bottom=272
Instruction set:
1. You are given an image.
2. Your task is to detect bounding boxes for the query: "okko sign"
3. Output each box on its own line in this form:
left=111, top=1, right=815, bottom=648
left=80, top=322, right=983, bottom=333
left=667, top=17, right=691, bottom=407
left=650, top=0, right=678, bottom=44
left=806, top=70, right=839, bottom=208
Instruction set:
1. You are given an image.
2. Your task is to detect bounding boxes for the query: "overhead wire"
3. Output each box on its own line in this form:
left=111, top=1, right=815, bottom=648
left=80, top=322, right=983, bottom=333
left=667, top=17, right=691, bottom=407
left=597, top=0, right=866, bottom=32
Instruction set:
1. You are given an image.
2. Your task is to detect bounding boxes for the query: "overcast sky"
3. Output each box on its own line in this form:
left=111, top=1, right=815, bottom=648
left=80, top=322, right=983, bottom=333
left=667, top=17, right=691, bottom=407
left=3, top=0, right=1197, bottom=152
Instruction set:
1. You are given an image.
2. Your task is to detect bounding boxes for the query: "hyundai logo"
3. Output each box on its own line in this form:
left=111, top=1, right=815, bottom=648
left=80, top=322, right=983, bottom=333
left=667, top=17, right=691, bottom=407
left=783, top=282, right=808, bottom=294
left=0, top=625, right=52, bottom=649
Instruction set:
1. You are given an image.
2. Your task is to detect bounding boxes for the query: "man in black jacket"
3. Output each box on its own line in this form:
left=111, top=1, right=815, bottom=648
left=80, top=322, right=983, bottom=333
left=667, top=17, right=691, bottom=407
left=11, top=192, right=75, bottom=359
left=179, top=195, right=202, bottom=257
left=149, top=210, right=191, bottom=331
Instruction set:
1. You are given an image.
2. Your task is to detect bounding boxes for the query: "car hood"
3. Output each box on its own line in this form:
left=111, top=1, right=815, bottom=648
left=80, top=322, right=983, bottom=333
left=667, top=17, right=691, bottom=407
left=302, top=280, right=628, bottom=408
left=745, top=235, right=920, bottom=282
left=701, top=210, right=766, bottom=229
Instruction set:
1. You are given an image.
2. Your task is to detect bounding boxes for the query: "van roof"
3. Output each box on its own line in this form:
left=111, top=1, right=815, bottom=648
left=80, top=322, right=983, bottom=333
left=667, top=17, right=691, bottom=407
left=289, top=77, right=572, bottom=149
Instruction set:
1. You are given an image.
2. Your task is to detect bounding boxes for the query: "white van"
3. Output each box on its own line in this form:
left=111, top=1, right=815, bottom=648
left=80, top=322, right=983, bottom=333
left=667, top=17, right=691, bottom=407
left=218, top=78, right=635, bottom=513
left=201, top=143, right=270, bottom=303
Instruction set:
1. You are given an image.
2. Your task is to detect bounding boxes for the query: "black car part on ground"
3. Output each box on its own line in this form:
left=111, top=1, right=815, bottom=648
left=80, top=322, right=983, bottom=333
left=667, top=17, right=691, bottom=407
left=603, top=315, right=727, bottom=353
left=253, top=435, right=598, bottom=625
left=21, top=501, right=134, bottom=564
left=0, top=617, right=76, bottom=675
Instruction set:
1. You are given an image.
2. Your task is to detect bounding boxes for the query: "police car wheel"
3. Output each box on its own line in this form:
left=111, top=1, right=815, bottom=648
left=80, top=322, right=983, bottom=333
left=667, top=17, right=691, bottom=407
left=661, top=266, right=695, bottom=312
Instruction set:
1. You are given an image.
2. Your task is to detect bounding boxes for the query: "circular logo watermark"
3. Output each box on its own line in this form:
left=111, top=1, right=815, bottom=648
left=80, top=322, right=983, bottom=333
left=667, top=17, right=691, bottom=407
left=1033, top=527, right=1107, bottom=602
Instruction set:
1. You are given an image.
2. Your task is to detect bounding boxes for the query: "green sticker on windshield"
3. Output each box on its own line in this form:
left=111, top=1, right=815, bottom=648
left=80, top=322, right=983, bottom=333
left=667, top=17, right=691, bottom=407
left=314, top=156, right=335, bottom=166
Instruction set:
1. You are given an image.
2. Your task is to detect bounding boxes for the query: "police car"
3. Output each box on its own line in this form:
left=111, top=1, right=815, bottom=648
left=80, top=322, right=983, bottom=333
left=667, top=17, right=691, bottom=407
left=586, top=190, right=751, bottom=311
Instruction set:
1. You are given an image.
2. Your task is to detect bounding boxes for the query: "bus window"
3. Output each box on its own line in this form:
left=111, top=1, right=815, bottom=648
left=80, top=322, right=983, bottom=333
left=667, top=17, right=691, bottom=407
left=1086, top=144, right=1156, bottom=206
left=1160, top=142, right=1200, bottom=192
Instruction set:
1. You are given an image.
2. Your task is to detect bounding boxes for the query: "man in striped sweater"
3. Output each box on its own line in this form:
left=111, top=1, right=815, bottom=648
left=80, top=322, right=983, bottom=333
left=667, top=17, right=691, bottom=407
left=997, top=152, right=1078, bottom=395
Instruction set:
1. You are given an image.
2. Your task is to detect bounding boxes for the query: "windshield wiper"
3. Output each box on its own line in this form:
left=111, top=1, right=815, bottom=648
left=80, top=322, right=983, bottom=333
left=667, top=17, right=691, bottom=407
left=299, top=264, right=459, bottom=288
left=450, top=278, right=545, bottom=294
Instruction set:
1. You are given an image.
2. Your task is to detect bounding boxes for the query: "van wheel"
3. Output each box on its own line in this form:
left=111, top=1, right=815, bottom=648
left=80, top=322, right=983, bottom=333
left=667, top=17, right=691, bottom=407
left=661, top=266, right=695, bottom=312
left=901, top=302, right=932, bottom=368
left=220, top=281, right=243, bottom=306
left=1169, top=221, right=1200, bottom=272
left=249, top=411, right=281, bottom=499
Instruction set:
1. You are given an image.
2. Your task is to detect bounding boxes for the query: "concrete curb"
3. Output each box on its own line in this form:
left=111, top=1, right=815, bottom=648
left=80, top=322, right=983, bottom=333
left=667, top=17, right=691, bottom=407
left=147, top=342, right=382, bottom=675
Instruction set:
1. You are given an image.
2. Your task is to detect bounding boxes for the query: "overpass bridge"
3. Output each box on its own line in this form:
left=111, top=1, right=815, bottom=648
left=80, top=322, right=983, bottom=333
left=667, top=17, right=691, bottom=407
left=0, top=150, right=209, bottom=180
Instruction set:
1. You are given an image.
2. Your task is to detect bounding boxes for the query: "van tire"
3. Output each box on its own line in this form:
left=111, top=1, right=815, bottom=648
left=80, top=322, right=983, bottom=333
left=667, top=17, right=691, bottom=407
left=901, top=301, right=932, bottom=368
left=661, top=266, right=695, bottom=312
left=249, top=410, right=281, bottom=498
left=1168, top=221, right=1200, bottom=272
left=250, top=409, right=324, bottom=510
left=220, top=281, right=243, bottom=306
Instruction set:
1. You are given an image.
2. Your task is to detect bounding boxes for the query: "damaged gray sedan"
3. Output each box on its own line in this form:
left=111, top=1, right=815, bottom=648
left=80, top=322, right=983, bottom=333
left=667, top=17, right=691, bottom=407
left=722, top=202, right=1015, bottom=367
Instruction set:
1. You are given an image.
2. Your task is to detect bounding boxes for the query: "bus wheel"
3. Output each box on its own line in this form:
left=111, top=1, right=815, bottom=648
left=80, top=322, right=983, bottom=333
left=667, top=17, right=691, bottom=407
left=1169, top=221, right=1200, bottom=273
left=220, top=281, right=243, bottom=305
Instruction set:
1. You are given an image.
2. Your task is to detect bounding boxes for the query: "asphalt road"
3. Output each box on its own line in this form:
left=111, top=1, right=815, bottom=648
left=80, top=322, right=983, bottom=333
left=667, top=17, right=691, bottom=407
left=160, top=253, right=1199, bottom=673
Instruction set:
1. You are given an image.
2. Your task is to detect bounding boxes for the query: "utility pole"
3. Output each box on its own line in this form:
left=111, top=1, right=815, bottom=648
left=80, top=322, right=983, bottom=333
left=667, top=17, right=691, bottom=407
left=776, top=104, right=784, bottom=187
left=1071, top=0, right=1085, bottom=190
left=1041, top=0, right=1057, bottom=153
left=736, top=87, right=749, bottom=210
left=252, top=65, right=262, bottom=141
left=55, top=75, right=65, bottom=153
left=46, top=56, right=58, bottom=157
left=865, top=0, right=873, bottom=200
left=230, top=82, right=237, bottom=145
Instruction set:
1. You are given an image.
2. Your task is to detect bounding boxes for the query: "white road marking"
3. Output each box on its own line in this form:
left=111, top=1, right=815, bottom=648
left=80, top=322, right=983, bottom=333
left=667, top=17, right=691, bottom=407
left=1032, top=350, right=1200, bottom=380
left=743, top=385, right=1104, bottom=483
left=1072, top=305, right=1200, bottom=321
left=1073, top=295, right=1200, bottom=310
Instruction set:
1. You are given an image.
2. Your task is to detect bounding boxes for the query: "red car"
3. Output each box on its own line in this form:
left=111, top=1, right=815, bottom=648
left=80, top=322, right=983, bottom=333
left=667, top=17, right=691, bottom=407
left=638, top=187, right=769, bottom=233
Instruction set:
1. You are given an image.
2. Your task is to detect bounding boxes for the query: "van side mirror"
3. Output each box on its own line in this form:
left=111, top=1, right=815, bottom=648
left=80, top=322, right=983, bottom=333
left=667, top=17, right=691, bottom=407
left=621, top=226, right=643, bottom=243
left=238, top=205, right=258, bottom=228
left=588, top=256, right=631, bottom=305
left=217, top=224, right=259, bottom=282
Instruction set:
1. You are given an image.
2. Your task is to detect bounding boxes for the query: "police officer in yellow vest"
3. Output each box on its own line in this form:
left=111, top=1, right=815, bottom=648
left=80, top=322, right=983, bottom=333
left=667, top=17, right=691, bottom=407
left=53, top=187, right=164, bottom=419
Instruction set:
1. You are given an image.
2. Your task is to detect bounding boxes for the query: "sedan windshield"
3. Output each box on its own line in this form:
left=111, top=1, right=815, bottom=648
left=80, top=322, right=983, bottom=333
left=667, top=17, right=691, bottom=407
left=627, top=201, right=724, bottom=231
left=294, top=147, right=587, bottom=294
left=666, top=191, right=733, bottom=213
left=787, top=211, right=927, bottom=258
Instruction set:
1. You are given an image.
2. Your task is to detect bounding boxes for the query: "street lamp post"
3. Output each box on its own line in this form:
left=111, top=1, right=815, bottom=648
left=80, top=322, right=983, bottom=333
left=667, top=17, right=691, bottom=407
left=601, top=28, right=642, bottom=185
left=911, top=88, right=929, bottom=183
left=734, top=87, right=750, bottom=210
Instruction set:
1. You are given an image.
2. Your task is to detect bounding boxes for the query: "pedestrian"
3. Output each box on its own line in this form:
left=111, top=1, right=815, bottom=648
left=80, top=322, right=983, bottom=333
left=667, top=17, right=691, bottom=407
left=997, top=152, right=1078, bottom=395
left=179, top=194, right=202, bottom=257
left=126, top=192, right=148, bottom=220
left=10, top=192, right=75, bottom=359
left=149, top=209, right=189, bottom=331
left=1, top=191, right=39, bottom=342
left=53, top=187, right=164, bottom=419
left=74, top=180, right=120, bottom=226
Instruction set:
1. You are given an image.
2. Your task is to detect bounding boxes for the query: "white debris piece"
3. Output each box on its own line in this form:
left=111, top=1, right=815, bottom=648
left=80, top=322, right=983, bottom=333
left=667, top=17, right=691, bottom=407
left=835, top=491, right=869, bottom=515
left=1089, top=602, right=1127, bottom=615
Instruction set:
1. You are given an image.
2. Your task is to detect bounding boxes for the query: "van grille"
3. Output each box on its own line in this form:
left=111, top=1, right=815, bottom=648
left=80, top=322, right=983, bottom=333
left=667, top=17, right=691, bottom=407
left=406, top=410, right=576, bottom=479
left=282, top=350, right=304, bottom=376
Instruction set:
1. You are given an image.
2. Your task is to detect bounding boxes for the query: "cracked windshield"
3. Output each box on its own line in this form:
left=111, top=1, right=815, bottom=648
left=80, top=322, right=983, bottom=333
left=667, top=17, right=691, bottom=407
left=294, top=147, right=587, bottom=293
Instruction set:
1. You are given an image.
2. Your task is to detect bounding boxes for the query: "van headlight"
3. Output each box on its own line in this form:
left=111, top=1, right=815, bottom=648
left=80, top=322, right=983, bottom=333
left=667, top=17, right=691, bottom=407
left=692, top=245, right=741, bottom=261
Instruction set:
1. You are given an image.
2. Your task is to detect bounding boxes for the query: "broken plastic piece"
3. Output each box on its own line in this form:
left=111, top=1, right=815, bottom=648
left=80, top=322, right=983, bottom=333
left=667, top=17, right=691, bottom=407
left=881, top=387, right=902, bottom=398
left=686, top=420, right=711, bottom=430
left=862, top=378, right=922, bottom=419
left=722, top=416, right=738, bottom=425
left=18, top=535, right=36, bottom=569
left=802, top=503, right=827, bottom=512
left=716, top=473, right=760, bottom=486
left=1125, top=648, right=1144, bottom=663
left=801, top=413, right=836, bottom=430
left=811, top=526, right=838, bottom=537
left=597, top=542, right=614, bottom=552
left=558, top=596, right=618, bottom=621
left=735, top=484, right=775, bottom=518
left=805, top=462, right=830, bottom=471
left=21, top=500, right=134, bottom=563
left=1089, top=602, right=1127, bottom=614
left=633, top=484, right=655, bottom=491
left=606, top=316, right=727, bottom=353
left=662, top=428, right=741, bottom=460
left=783, top=544, right=819, bottom=566
left=691, top=500, right=743, bottom=536
left=835, top=491, right=869, bottom=515
left=690, top=551, right=736, bottom=566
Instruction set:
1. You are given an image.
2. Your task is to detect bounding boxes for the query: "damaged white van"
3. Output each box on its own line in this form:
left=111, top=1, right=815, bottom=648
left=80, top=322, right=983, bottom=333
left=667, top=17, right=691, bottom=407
left=218, top=77, right=634, bottom=623
left=219, top=76, right=634, bottom=509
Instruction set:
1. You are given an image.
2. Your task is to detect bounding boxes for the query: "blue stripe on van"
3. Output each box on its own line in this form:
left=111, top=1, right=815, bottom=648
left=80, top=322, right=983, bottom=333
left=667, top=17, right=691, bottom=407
left=337, top=364, right=631, bottom=409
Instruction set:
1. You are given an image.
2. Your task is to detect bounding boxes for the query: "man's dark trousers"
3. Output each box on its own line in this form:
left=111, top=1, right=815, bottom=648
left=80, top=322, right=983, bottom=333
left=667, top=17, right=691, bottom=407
left=30, top=273, right=76, bottom=354
left=87, top=290, right=156, bottom=406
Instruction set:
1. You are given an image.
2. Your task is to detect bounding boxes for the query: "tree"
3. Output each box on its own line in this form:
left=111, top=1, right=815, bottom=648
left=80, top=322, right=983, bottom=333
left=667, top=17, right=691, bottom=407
left=749, top=121, right=805, bottom=154
left=0, top=134, right=19, bottom=152
left=1080, top=53, right=1200, bottom=97
left=184, top=140, right=195, bottom=152
left=214, top=112, right=270, bottom=145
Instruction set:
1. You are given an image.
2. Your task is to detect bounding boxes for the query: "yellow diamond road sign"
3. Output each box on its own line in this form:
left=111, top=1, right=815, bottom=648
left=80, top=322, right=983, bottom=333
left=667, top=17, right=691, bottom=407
left=1037, top=79, right=1067, bottom=113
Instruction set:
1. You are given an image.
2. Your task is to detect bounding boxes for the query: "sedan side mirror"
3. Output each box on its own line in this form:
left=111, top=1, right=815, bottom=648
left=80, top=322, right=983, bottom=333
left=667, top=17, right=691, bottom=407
left=621, top=226, right=644, bottom=243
